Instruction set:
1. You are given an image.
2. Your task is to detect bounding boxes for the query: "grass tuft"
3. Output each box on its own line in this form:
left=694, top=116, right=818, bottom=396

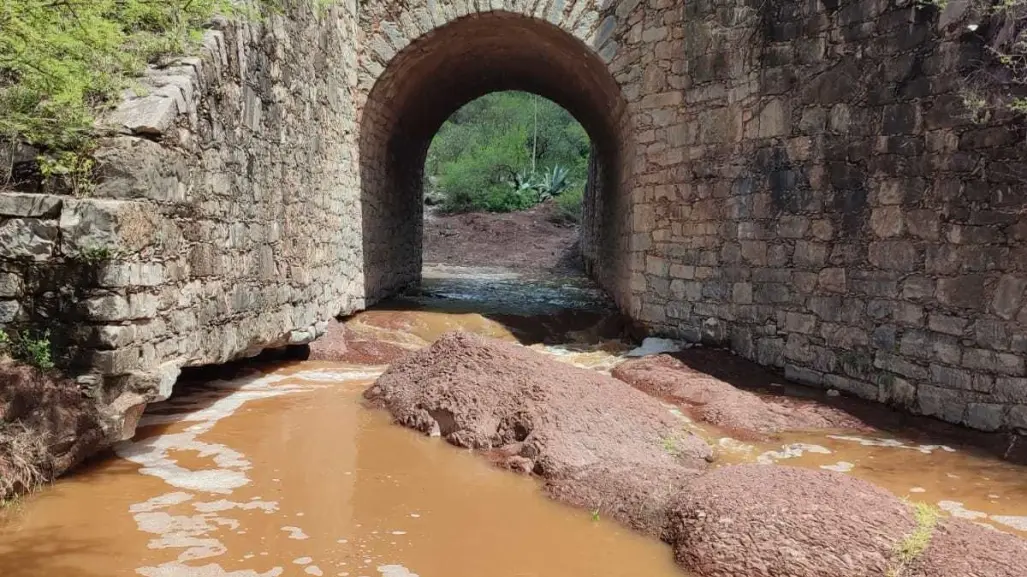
left=888, top=501, right=941, bottom=577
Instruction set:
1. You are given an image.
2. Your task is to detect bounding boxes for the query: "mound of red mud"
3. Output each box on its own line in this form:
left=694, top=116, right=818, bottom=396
left=916, top=517, right=1027, bottom=577
left=670, top=464, right=915, bottom=577
left=308, top=320, right=414, bottom=365
left=0, top=360, right=107, bottom=498
left=364, top=332, right=712, bottom=535
left=669, top=464, right=1027, bottom=577
left=612, top=354, right=866, bottom=439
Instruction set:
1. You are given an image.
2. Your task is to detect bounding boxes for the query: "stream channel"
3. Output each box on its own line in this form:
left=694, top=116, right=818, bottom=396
left=1, top=264, right=1026, bottom=577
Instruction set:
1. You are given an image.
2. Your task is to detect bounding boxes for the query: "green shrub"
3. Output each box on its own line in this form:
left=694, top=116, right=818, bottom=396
left=436, top=123, right=535, bottom=212
left=0, top=329, right=54, bottom=370
left=0, top=1, right=290, bottom=163
left=20, top=332, right=53, bottom=370
left=553, top=184, right=584, bottom=224
left=428, top=91, right=591, bottom=213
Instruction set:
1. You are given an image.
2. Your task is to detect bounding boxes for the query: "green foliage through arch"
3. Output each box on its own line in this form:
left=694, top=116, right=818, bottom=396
left=425, top=91, right=590, bottom=216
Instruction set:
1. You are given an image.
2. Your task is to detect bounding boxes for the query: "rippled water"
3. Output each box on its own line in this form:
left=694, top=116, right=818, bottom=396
left=1, top=264, right=1025, bottom=577
left=0, top=364, right=680, bottom=577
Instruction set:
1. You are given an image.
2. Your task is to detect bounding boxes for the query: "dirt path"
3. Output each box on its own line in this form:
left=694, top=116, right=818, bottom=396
left=422, top=202, right=581, bottom=273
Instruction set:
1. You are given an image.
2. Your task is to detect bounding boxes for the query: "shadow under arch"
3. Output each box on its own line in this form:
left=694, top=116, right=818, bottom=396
left=358, top=10, right=635, bottom=309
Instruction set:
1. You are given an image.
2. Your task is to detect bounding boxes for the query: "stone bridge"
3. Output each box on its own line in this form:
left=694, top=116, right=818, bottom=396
left=1, top=0, right=1026, bottom=434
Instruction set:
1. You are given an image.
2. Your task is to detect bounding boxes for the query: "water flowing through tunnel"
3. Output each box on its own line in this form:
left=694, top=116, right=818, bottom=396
left=358, top=11, right=635, bottom=307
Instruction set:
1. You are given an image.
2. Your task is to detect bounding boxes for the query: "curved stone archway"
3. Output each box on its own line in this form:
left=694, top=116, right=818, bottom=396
left=356, top=6, right=636, bottom=307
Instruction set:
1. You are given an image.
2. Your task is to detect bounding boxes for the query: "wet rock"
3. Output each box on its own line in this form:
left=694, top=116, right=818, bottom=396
left=669, top=464, right=916, bottom=577
left=611, top=354, right=867, bottom=439
left=365, top=332, right=712, bottom=536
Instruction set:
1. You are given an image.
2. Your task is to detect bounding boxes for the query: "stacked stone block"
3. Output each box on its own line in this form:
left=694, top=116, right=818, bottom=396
left=628, top=0, right=1027, bottom=432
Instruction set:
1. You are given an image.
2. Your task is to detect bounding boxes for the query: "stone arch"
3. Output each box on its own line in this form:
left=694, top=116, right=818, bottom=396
left=356, top=4, right=635, bottom=307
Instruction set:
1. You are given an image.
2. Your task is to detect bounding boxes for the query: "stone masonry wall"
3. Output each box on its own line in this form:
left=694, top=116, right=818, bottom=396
left=631, top=0, right=1027, bottom=432
left=5, top=0, right=1027, bottom=437
left=1, top=1, right=363, bottom=434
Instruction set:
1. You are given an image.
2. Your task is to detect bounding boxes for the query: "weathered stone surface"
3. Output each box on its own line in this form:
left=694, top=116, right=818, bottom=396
left=96, top=263, right=165, bottom=288
left=992, top=275, right=1027, bottom=320
left=59, top=199, right=160, bottom=257
left=1008, top=406, right=1027, bottom=429
left=964, top=403, right=1004, bottom=432
left=82, top=294, right=159, bottom=322
left=870, top=206, right=903, bottom=238
left=0, top=300, right=20, bottom=323
left=880, top=375, right=916, bottom=407
left=0, top=218, right=58, bottom=261
left=0, top=273, right=23, bottom=298
left=918, top=385, right=966, bottom=423
left=0, top=193, right=62, bottom=218
left=994, top=378, right=1027, bottom=404
left=937, top=276, right=987, bottom=310
left=929, top=314, right=967, bottom=336
left=104, top=92, right=179, bottom=135
left=868, top=241, right=918, bottom=271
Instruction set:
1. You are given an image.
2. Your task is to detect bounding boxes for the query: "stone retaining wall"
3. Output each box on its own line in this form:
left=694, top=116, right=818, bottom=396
left=630, top=0, right=1027, bottom=432
left=1, top=2, right=362, bottom=432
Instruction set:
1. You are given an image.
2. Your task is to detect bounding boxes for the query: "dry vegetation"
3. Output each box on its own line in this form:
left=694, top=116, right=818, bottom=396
left=0, top=355, right=106, bottom=503
left=0, top=420, right=50, bottom=500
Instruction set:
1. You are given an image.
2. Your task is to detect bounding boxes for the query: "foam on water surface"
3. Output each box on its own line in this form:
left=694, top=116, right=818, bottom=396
left=125, top=366, right=385, bottom=576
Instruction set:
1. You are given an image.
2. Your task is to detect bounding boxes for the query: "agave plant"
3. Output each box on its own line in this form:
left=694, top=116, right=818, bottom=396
left=536, top=164, right=571, bottom=201
left=508, top=170, right=540, bottom=194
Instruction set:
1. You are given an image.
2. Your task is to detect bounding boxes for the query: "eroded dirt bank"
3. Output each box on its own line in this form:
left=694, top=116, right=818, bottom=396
left=422, top=203, right=580, bottom=274
left=0, top=360, right=109, bottom=500
left=672, top=464, right=1027, bottom=577
left=612, top=354, right=870, bottom=440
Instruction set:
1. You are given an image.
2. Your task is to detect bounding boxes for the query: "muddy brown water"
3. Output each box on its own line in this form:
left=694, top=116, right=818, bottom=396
left=2, top=264, right=1027, bottom=576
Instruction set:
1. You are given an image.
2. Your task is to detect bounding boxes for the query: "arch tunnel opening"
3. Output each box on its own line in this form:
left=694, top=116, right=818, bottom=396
left=358, top=11, right=634, bottom=308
